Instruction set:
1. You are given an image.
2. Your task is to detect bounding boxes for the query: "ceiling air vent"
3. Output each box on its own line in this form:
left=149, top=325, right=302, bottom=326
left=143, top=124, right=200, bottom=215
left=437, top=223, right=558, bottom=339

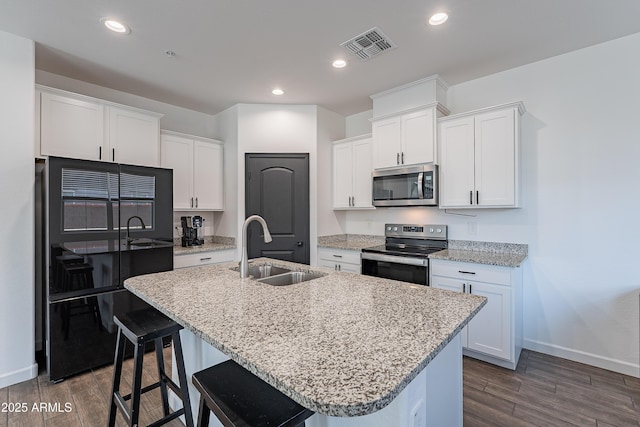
left=340, top=27, right=397, bottom=61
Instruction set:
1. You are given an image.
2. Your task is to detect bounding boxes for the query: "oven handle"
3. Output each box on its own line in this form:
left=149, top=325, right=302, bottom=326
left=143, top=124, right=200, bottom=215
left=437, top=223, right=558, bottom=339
left=361, top=252, right=427, bottom=266
left=417, top=172, right=424, bottom=199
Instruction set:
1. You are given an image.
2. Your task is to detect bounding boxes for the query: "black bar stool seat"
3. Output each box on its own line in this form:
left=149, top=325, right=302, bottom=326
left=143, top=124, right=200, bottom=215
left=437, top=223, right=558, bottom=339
left=192, top=360, right=314, bottom=427
left=108, top=307, right=194, bottom=427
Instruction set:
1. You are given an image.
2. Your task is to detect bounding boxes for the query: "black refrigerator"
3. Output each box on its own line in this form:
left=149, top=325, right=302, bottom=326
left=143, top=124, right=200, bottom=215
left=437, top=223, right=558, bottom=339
left=38, top=156, right=174, bottom=381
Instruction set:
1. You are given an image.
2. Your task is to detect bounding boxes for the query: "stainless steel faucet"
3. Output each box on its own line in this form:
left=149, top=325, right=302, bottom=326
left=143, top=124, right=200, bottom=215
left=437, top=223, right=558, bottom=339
left=240, top=215, right=272, bottom=278
left=126, top=215, right=146, bottom=244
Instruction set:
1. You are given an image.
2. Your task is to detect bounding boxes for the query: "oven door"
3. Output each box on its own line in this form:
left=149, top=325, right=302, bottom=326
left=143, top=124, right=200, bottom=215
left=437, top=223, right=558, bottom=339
left=361, top=253, right=429, bottom=285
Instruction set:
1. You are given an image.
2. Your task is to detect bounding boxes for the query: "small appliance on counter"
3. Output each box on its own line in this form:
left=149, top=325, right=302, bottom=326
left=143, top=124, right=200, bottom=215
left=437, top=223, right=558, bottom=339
left=181, top=215, right=205, bottom=246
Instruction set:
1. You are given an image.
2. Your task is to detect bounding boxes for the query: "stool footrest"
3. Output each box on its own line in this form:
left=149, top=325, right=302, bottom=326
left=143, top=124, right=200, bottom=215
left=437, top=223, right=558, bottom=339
left=146, top=409, right=185, bottom=427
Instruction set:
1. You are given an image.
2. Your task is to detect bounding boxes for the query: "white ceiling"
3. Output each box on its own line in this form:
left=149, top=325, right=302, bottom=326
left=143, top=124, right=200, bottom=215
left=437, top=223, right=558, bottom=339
left=1, top=0, right=640, bottom=116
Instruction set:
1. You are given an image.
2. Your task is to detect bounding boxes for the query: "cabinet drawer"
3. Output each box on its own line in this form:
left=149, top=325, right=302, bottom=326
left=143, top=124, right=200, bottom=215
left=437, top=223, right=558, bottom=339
left=318, top=248, right=361, bottom=265
left=174, top=249, right=235, bottom=269
left=430, top=260, right=510, bottom=286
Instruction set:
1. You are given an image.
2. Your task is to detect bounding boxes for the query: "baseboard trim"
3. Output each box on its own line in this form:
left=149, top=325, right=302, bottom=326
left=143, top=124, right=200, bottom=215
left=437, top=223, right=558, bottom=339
left=0, top=363, right=39, bottom=389
left=524, top=339, right=639, bottom=378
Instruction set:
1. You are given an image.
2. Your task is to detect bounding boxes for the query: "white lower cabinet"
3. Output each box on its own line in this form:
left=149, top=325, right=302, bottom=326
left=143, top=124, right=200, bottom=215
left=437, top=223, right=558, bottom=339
left=174, top=249, right=235, bottom=269
left=318, top=248, right=361, bottom=273
left=430, top=259, right=522, bottom=369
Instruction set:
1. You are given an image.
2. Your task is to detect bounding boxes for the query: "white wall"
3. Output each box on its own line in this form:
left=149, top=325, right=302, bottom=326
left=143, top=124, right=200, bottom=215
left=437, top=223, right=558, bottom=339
left=345, top=32, right=640, bottom=376
left=346, top=109, right=373, bottom=138
left=316, top=106, right=346, bottom=237
left=210, top=105, right=239, bottom=241
left=0, top=31, right=38, bottom=388
left=234, top=104, right=318, bottom=262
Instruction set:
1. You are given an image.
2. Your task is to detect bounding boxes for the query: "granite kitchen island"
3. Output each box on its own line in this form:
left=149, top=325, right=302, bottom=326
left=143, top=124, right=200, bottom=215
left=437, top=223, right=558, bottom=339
left=124, top=258, right=486, bottom=426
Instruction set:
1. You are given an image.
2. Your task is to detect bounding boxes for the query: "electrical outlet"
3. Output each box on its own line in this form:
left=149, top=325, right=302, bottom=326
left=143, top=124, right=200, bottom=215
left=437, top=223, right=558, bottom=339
left=411, top=400, right=426, bottom=427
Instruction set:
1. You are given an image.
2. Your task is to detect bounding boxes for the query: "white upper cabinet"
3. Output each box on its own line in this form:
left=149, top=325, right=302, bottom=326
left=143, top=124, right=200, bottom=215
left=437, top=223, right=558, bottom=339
left=40, top=92, right=105, bottom=161
left=332, top=134, right=373, bottom=209
left=108, top=107, right=160, bottom=167
left=160, top=130, right=224, bottom=211
left=439, top=102, right=525, bottom=209
left=372, top=106, right=440, bottom=169
left=38, top=86, right=162, bottom=166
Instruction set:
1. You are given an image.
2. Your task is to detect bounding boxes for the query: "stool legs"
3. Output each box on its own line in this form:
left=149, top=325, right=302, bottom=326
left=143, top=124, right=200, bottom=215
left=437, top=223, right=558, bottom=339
left=155, top=337, right=170, bottom=417
left=108, top=328, right=126, bottom=427
left=129, top=341, right=145, bottom=427
left=173, top=331, right=195, bottom=427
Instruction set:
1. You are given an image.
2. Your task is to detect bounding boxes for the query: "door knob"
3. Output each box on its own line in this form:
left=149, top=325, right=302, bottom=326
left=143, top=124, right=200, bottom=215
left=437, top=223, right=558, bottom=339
left=296, top=241, right=303, bottom=247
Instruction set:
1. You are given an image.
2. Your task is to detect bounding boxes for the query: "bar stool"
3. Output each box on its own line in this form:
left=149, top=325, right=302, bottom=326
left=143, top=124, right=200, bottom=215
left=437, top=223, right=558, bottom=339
left=192, top=360, right=314, bottom=427
left=108, top=307, right=195, bottom=427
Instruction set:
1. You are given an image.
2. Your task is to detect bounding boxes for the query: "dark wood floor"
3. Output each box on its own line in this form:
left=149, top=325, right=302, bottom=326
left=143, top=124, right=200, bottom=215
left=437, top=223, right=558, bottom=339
left=1, top=349, right=639, bottom=426
left=464, top=349, right=640, bottom=426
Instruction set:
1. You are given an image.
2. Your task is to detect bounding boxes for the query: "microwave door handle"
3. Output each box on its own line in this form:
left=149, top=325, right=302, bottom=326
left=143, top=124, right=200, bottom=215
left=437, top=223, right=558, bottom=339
left=417, top=172, right=424, bottom=199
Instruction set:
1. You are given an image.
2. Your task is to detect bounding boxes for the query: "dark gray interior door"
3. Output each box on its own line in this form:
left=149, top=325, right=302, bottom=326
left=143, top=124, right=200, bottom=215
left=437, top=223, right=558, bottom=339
left=245, top=153, right=309, bottom=264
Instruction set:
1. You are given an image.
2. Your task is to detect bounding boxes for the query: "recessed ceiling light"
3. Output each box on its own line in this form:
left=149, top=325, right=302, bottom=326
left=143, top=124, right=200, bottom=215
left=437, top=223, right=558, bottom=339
left=428, top=12, right=449, bottom=26
left=100, top=18, right=131, bottom=34
left=272, top=88, right=284, bottom=96
left=332, top=59, right=347, bottom=68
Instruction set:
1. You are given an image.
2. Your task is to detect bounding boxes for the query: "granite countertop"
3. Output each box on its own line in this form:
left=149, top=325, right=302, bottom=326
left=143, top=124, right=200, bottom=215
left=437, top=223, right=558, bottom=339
left=428, top=240, right=528, bottom=268
left=173, top=236, right=236, bottom=255
left=318, top=234, right=384, bottom=251
left=125, top=258, right=485, bottom=417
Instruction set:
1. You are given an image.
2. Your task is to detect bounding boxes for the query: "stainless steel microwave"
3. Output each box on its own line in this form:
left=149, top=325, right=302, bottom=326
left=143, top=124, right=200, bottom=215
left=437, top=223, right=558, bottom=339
left=372, top=164, right=438, bottom=207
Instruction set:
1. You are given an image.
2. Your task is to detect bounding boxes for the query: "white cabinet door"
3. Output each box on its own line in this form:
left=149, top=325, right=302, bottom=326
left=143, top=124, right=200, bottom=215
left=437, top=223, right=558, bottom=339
left=193, top=140, right=223, bottom=210
left=40, top=92, right=104, bottom=161
left=352, top=137, right=372, bottom=208
left=109, top=107, right=160, bottom=167
left=466, top=281, right=512, bottom=360
left=439, top=116, right=475, bottom=207
left=372, top=117, right=401, bottom=169
left=333, top=142, right=354, bottom=209
left=474, top=109, right=516, bottom=207
left=430, top=276, right=468, bottom=346
left=401, top=108, right=435, bottom=165
left=161, top=134, right=193, bottom=210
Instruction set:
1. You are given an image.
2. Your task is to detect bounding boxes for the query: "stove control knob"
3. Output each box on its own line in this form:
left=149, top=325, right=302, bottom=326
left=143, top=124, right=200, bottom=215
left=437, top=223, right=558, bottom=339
left=393, top=227, right=398, bottom=232
left=386, top=226, right=392, bottom=231
left=429, top=228, right=434, bottom=233
left=436, top=228, right=442, bottom=233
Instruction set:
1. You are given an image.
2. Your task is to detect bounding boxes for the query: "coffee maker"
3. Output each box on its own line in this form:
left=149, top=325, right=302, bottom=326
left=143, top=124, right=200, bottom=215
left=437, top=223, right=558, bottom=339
left=181, top=215, right=205, bottom=247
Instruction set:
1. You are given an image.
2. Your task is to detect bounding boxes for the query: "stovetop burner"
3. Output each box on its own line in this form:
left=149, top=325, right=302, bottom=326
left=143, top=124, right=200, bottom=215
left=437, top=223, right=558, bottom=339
left=362, top=224, right=448, bottom=258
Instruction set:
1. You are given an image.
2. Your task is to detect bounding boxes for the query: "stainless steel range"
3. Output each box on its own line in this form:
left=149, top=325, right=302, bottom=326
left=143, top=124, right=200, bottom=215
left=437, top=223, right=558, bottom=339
left=361, top=224, right=448, bottom=286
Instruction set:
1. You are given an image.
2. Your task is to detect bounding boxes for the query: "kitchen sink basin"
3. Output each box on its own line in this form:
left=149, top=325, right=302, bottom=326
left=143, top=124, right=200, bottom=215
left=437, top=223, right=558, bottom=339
left=231, top=263, right=291, bottom=279
left=256, top=271, right=325, bottom=286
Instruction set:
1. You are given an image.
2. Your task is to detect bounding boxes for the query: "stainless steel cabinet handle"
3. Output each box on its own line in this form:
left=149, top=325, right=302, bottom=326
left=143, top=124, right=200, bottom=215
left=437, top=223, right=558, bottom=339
left=469, top=284, right=473, bottom=293
left=196, top=197, right=198, bottom=208
left=190, top=197, right=194, bottom=208
left=99, top=146, right=102, bottom=160
left=401, top=152, right=404, bottom=164
left=338, top=264, right=341, bottom=271
left=112, top=148, right=115, bottom=161
left=334, top=264, right=337, bottom=271
left=469, top=190, right=473, bottom=205
left=333, top=254, right=343, bottom=258
left=463, top=283, right=466, bottom=293
left=200, top=257, right=212, bottom=261
left=397, top=153, right=400, bottom=165
left=458, top=270, right=476, bottom=275
left=476, top=190, right=479, bottom=205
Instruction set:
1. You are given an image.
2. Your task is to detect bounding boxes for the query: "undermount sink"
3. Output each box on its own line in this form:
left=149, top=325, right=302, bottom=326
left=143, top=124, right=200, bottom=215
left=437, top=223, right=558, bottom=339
left=256, top=271, right=325, bottom=286
left=231, top=263, right=291, bottom=279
